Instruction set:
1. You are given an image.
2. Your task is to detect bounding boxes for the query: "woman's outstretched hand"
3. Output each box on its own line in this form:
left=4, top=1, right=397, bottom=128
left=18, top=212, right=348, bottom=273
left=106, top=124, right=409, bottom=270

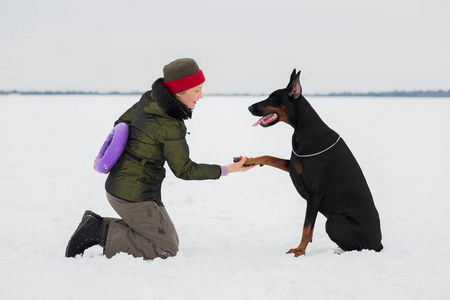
left=228, top=156, right=256, bottom=173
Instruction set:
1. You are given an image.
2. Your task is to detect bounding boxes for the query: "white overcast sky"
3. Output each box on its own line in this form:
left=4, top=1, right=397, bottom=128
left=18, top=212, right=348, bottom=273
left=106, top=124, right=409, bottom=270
left=1, top=0, right=449, bottom=94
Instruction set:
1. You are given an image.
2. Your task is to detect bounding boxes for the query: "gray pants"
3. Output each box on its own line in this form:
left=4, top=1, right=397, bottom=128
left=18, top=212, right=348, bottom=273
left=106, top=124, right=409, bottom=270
left=104, top=192, right=179, bottom=259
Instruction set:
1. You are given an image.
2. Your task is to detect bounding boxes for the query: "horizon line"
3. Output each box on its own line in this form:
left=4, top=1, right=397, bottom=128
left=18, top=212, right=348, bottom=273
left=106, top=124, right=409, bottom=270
left=1, top=89, right=450, bottom=97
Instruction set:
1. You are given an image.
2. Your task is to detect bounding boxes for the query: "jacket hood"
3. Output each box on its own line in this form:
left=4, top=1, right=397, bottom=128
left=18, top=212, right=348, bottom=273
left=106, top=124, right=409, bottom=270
left=152, top=78, right=192, bottom=120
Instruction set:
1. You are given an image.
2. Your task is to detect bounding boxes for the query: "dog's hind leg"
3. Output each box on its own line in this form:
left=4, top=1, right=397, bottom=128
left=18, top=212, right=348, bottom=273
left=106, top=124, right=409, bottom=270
left=326, top=216, right=363, bottom=251
left=234, top=155, right=290, bottom=172
left=325, top=215, right=383, bottom=252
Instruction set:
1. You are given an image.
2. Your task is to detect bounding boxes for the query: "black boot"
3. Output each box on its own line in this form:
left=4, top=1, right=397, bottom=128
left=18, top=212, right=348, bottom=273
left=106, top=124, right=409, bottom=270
left=65, top=211, right=109, bottom=257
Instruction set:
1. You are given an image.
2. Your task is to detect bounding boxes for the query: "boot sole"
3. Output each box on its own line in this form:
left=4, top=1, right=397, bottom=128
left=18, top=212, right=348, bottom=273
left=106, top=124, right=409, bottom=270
left=83, top=210, right=103, bottom=222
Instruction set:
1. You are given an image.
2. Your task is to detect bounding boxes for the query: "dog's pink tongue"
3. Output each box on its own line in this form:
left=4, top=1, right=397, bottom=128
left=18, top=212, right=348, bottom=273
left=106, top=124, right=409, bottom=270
left=252, top=117, right=264, bottom=127
left=252, top=114, right=275, bottom=127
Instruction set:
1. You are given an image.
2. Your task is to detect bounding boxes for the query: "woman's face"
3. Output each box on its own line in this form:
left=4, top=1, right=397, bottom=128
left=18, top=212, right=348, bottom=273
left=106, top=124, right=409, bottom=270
left=176, top=84, right=203, bottom=110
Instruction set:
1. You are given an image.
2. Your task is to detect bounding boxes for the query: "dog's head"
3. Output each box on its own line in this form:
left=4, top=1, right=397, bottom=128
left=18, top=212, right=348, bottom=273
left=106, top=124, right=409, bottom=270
left=249, top=69, right=302, bottom=128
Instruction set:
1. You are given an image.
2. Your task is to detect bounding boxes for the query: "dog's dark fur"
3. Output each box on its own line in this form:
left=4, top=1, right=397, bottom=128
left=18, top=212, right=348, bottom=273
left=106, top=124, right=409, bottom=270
left=239, top=70, right=383, bottom=256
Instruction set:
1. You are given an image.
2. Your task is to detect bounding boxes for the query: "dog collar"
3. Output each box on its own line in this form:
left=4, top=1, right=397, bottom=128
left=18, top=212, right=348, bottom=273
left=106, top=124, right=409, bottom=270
left=292, top=136, right=341, bottom=158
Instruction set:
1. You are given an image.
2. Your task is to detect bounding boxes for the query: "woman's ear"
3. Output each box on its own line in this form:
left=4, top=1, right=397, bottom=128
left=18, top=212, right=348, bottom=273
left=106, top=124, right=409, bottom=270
left=174, top=91, right=184, bottom=100
left=175, top=91, right=186, bottom=98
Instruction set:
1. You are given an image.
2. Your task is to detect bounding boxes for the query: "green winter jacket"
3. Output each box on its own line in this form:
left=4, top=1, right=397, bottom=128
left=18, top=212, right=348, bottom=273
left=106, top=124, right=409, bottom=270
left=105, top=78, right=221, bottom=205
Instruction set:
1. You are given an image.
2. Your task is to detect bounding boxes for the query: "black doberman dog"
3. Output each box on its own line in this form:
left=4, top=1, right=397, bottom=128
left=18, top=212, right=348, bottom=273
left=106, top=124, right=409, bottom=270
left=237, top=70, right=383, bottom=256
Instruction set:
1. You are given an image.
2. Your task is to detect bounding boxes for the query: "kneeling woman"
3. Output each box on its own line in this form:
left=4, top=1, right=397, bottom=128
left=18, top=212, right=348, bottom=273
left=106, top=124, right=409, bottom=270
left=66, top=58, right=254, bottom=259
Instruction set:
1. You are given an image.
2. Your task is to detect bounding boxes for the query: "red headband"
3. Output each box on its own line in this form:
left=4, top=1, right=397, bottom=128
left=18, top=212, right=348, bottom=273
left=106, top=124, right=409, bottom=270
left=163, top=70, right=205, bottom=94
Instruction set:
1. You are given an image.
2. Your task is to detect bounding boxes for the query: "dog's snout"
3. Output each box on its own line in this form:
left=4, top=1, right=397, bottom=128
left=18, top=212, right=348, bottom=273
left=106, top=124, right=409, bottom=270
left=248, top=104, right=256, bottom=114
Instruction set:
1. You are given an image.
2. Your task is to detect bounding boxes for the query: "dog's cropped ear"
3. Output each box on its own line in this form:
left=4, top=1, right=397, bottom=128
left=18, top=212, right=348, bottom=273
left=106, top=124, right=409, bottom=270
left=288, top=70, right=302, bottom=99
left=288, top=69, right=297, bottom=87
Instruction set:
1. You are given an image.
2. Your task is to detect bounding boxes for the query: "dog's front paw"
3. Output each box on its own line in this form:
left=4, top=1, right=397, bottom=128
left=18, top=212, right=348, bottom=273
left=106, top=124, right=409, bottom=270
left=286, top=247, right=306, bottom=257
left=233, top=156, right=256, bottom=167
left=233, top=156, right=243, bottom=163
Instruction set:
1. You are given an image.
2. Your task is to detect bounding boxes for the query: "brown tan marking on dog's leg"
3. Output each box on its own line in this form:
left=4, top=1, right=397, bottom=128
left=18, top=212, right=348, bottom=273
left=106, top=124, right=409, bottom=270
left=234, top=156, right=289, bottom=172
left=246, top=156, right=289, bottom=172
left=286, top=224, right=314, bottom=257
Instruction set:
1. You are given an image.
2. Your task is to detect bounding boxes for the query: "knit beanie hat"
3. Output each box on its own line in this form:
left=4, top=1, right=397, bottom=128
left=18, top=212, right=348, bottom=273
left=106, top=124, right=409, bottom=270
left=163, top=58, right=205, bottom=93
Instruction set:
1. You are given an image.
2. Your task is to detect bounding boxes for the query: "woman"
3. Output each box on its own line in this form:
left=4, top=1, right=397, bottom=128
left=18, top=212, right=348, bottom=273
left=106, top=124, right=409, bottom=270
left=65, top=58, right=254, bottom=259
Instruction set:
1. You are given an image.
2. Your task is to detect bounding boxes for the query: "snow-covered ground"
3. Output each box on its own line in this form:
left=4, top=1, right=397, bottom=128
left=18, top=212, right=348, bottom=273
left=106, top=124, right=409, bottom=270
left=1, top=94, right=449, bottom=299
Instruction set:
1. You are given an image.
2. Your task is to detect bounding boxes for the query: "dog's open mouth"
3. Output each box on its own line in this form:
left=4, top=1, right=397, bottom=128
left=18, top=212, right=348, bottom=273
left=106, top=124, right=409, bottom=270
left=252, top=113, right=279, bottom=127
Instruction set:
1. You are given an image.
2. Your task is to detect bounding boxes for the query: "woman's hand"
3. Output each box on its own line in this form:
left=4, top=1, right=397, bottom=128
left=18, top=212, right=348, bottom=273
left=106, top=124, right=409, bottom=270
left=228, top=156, right=256, bottom=173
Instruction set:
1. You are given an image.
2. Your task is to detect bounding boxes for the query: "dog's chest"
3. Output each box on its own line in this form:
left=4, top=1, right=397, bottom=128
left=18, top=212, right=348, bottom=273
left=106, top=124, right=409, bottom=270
left=289, top=159, right=308, bottom=198
left=292, top=134, right=300, bottom=151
